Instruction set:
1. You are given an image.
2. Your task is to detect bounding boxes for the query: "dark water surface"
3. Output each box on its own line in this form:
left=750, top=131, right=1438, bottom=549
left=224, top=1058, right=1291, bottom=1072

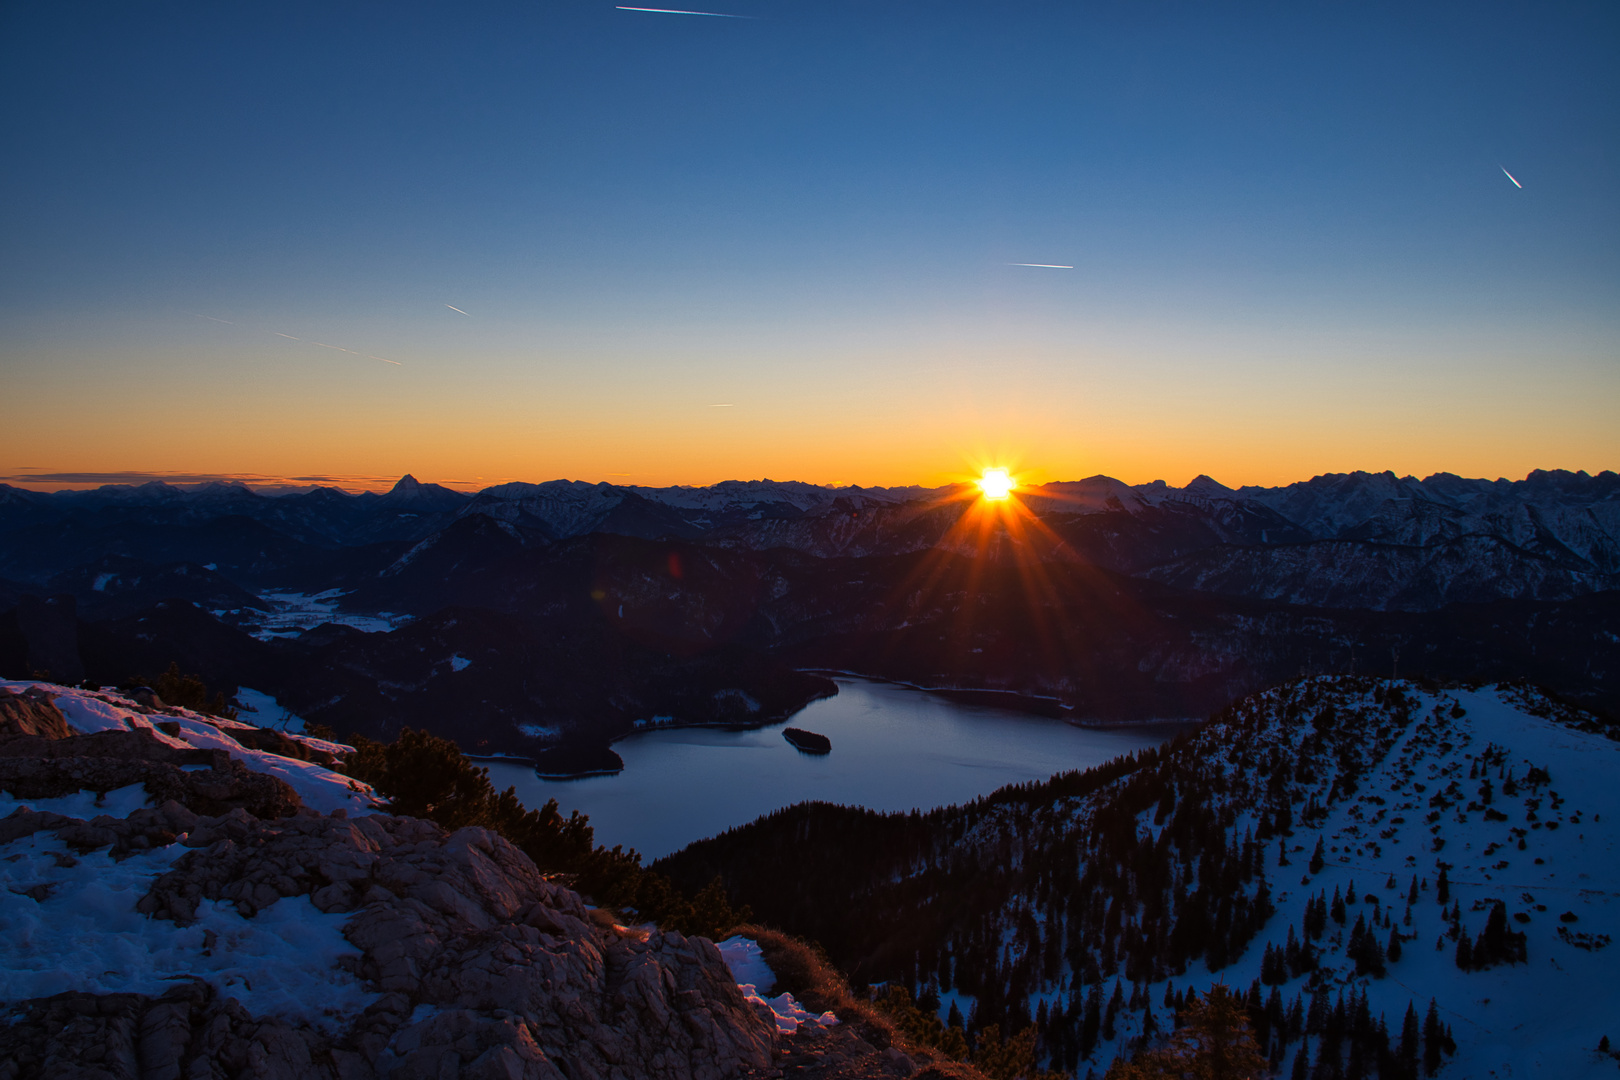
left=483, top=677, right=1197, bottom=860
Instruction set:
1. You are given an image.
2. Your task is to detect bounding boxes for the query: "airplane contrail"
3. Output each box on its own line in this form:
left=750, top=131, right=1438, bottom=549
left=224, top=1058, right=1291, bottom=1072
left=616, top=6, right=751, bottom=17
left=184, top=310, right=401, bottom=366
left=1008, top=263, right=1074, bottom=269
left=1500, top=166, right=1523, bottom=189
left=710, top=403, right=735, bottom=407
left=445, top=305, right=472, bottom=316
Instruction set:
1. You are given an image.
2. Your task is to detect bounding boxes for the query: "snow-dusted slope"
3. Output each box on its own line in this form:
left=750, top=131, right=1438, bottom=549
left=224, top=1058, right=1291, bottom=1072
left=1009, top=678, right=1620, bottom=1077
left=0, top=680, right=377, bottom=814
left=1235, top=469, right=1620, bottom=573
left=664, top=676, right=1620, bottom=1077
left=1139, top=534, right=1614, bottom=610
left=1165, top=680, right=1615, bottom=1077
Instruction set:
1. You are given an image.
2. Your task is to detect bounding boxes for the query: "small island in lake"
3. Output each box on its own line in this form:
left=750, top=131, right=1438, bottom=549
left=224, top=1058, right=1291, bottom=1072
left=782, top=727, right=831, bottom=754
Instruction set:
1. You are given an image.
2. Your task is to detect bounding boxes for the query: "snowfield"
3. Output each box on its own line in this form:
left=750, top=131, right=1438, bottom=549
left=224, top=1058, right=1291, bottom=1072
left=0, top=832, right=376, bottom=1029
left=1011, top=679, right=1620, bottom=1078
left=227, top=589, right=406, bottom=641
left=1198, top=684, right=1620, bottom=1078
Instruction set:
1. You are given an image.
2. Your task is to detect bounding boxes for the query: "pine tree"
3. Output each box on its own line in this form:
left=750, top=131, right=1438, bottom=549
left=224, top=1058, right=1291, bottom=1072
left=1106, top=984, right=1268, bottom=1080
left=1285, top=994, right=1304, bottom=1041
left=1290, top=1041, right=1310, bottom=1080
left=1398, top=1002, right=1420, bottom=1080
left=1422, top=1000, right=1444, bottom=1076
left=1407, top=875, right=1419, bottom=905
left=1082, top=983, right=1102, bottom=1059
left=1386, top=925, right=1403, bottom=964
left=1309, top=837, right=1325, bottom=874
left=1435, top=867, right=1449, bottom=905
left=1470, top=900, right=1527, bottom=967
left=1104, top=979, right=1125, bottom=1040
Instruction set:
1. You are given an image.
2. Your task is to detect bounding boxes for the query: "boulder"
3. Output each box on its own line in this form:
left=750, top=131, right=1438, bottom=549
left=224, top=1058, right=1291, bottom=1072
left=0, top=686, right=74, bottom=739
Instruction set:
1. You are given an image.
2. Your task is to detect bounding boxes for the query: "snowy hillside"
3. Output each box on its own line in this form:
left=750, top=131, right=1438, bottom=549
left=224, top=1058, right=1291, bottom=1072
left=1075, top=678, right=1620, bottom=1077
left=659, top=677, right=1620, bottom=1078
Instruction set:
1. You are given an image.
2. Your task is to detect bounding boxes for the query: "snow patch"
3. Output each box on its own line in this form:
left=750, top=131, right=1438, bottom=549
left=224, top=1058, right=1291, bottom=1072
left=717, top=935, right=776, bottom=992
left=0, top=782, right=151, bottom=820
left=449, top=654, right=471, bottom=673
left=235, top=591, right=405, bottom=641
left=232, top=687, right=310, bottom=733
left=0, top=833, right=375, bottom=1028
left=0, top=681, right=378, bottom=815
left=717, top=935, right=839, bottom=1034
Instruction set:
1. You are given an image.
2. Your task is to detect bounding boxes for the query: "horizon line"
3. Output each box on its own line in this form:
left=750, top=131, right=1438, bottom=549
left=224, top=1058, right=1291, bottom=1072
left=2, top=465, right=1609, bottom=497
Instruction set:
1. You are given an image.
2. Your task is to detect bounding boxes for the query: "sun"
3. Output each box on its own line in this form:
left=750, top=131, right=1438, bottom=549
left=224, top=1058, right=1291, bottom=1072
left=978, top=468, right=1015, bottom=500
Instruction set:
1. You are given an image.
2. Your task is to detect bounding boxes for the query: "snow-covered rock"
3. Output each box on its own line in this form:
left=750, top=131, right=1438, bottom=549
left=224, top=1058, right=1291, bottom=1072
left=0, top=680, right=377, bottom=815
left=717, top=935, right=840, bottom=1034
left=0, top=690, right=779, bottom=1080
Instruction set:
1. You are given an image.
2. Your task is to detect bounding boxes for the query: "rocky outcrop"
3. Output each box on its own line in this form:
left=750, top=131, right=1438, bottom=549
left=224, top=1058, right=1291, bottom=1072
left=2, top=803, right=778, bottom=1080
left=0, top=981, right=333, bottom=1080
left=0, top=686, right=74, bottom=740
left=0, top=726, right=302, bottom=820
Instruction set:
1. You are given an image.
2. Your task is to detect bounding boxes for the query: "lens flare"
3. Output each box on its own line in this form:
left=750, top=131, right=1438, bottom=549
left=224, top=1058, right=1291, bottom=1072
left=979, top=468, right=1015, bottom=500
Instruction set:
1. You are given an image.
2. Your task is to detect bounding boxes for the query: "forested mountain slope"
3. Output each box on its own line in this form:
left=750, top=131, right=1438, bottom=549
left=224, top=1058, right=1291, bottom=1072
left=658, top=677, right=1620, bottom=1078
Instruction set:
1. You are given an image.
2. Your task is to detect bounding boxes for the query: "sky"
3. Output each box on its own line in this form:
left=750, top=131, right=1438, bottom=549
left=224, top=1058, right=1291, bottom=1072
left=1, top=0, right=1616, bottom=492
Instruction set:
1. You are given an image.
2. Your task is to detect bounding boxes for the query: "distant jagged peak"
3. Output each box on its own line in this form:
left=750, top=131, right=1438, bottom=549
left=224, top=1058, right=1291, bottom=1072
left=1128, top=473, right=1246, bottom=505
left=1182, top=473, right=1238, bottom=498
left=377, top=473, right=471, bottom=509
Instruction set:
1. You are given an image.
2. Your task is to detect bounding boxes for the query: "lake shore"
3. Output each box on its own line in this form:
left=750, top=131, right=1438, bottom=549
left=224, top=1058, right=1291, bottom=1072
left=484, top=676, right=1199, bottom=860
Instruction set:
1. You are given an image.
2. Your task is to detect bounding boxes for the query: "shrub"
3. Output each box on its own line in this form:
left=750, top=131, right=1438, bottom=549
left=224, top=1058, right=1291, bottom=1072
left=342, top=726, right=749, bottom=937
left=124, top=662, right=237, bottom=718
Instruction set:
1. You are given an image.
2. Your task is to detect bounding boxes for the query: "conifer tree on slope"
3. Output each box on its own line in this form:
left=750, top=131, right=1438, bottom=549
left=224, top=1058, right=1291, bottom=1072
left=1104, top=984, right=1268, bottom=1079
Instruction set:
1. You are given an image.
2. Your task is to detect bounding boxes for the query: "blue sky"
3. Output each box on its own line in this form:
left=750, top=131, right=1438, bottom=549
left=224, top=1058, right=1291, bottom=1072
left=2, top=0, right=1616, bottom=489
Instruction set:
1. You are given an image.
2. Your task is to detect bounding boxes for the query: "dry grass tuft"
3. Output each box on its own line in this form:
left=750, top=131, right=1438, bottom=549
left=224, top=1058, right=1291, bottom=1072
left=733, top=924, right=991, bottom=1079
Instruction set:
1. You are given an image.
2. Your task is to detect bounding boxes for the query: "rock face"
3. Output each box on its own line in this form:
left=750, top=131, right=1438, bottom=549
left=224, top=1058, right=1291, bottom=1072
left=1, top=802, right=777, bottom=1080
left=0, top=724, right=303, bottom=820
left=0, top=687, right=75, bottom=740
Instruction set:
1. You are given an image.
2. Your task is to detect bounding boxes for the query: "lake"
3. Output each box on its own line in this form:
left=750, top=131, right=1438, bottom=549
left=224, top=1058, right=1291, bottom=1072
left=483, top=676, right=1197, bottom=861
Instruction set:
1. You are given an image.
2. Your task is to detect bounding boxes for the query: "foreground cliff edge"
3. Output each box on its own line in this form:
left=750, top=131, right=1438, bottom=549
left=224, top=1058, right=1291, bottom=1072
left=0, top=682, right=943, bottom=1080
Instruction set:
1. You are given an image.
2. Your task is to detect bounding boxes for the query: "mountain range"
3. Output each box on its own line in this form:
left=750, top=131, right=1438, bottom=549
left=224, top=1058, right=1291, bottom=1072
left=0, top=469, right=1615, bottom=768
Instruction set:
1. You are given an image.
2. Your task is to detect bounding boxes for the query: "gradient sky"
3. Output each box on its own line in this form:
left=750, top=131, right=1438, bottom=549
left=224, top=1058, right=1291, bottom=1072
left=2, top=0, right=1616, bottom=491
